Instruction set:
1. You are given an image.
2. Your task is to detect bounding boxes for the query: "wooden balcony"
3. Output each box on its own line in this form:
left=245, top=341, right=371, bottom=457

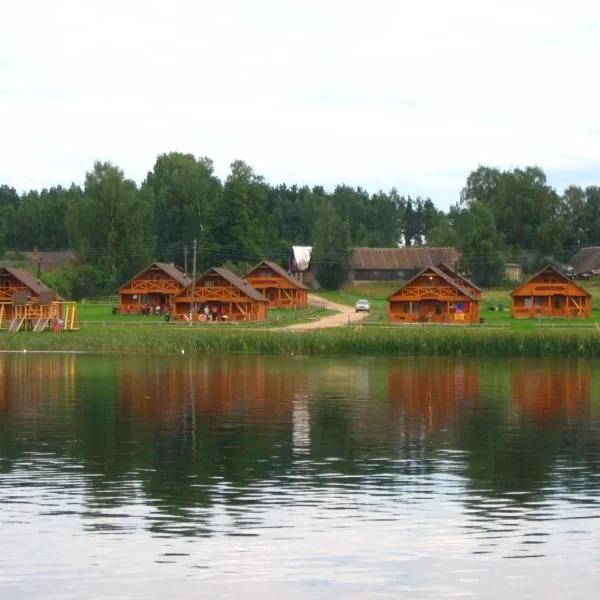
left=120, top=279, right=183, bottom=294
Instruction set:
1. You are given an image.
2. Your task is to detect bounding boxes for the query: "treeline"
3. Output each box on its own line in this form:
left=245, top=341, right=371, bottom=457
left=0, top=154, right=442, bottom=296
left=1, top=155, right=599, bottom=296
left=428, top=166, right=600, bottom=285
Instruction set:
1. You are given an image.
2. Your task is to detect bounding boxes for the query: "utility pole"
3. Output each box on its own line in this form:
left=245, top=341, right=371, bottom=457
left=189, top=239, right=197, bottom=325
left=33, top=245, right=41, bottom=280
left=184, top=244, right=188, bottom=275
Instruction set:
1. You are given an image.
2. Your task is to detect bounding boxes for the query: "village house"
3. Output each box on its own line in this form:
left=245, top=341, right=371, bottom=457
left=568, top=246, right=600, bottom=276
left=244, top=260, right=308, bottom=308
left=117, top=262, right=191, bottom=314
left=172, top=267, right=268, bottom=322
left=510, top=264, right=591, bottom=318
left=0, top=250, right=77, bottom=273
left=505, top=263, right=523, bottom=282
left=387, top=265, right=479, bottom=324
left=351, top=247, right=461, bottom=282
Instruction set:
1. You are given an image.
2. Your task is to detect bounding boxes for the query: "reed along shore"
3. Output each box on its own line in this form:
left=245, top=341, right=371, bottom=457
left=2, top=327, right=600, bottom=358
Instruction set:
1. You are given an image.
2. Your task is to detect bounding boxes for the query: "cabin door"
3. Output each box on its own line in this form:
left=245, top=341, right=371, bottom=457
left=551, top=295, right=564, bottom=316
left=267, top=288, right=277, bottom=306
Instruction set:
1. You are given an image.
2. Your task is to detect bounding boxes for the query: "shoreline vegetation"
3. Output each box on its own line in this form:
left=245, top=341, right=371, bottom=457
left=4, top=285, right=600, bottom=358
left=3, top=327, right=600, bottom=358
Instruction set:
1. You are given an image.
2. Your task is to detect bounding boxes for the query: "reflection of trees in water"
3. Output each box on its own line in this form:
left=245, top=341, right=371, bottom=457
left=1, top=354, right=600, bottom=537
left=456, top=360, right=598, bottom=523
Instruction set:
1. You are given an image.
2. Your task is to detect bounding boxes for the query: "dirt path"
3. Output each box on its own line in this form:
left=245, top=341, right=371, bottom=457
left=281, top=294, right=369, bottom=330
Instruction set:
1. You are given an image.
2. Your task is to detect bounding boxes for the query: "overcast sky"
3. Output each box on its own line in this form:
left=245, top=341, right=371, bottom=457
left=1, top=0, right=599, bottom=209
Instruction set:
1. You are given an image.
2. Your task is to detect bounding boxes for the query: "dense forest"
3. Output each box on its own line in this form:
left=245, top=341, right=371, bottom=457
left=1, top=153, right=599, bottom=296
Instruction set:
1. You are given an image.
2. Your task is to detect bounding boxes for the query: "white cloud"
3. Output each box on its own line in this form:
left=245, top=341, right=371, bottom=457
left=1, top=0, right=600, bottom=207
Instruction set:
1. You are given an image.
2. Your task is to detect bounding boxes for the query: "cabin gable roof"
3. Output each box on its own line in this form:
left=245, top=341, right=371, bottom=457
left=510, top=265, right=590, bottom=297
left=0, top=267, right=64, bottom=300
left=387, top=265, right=477, bottom=302
left=118, top=261, right=191, bottom=292
left=174, top=267, right=268, bottom=303
left=244, top=260, right=308, bottom=290
left=436, top=262, right=482, bottom=292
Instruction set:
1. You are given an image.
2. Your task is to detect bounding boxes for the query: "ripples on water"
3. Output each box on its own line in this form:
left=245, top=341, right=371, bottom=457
left=1, top=354, right=600, bottom=599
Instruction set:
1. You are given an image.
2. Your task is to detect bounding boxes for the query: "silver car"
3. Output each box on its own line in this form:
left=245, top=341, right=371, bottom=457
left=355, top=299, right=370, bottom=313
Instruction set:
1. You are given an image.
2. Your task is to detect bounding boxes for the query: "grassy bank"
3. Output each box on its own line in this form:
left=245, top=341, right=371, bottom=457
left=320, top=282, right=600, bottom=329
left=75, top=303, right=335, bottom=327
left=3, top=327, right=600, bottom=358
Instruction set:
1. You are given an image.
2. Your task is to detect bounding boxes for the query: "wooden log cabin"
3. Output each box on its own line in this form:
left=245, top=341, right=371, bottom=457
left=387, top=265, right=480, bottom=324
left=510, top=265, right=591, bottom=319
left=0, top=267, right=78, bottom=332
left=117, top=262, right=191, bottom=314
left=172, top=267, right=268, bottom=322
left=243, top=260, right=308, bottom=308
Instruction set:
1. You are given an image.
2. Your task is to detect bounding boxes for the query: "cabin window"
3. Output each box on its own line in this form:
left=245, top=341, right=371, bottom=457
left=261, top=270, right=270, bottom=278
left=412, top=303, right=420, bottom=313
left=524, top=298, right=532, bottom=308
left=435, top=304, right=442, bottom=315
left=205, top=280, right=214, bottom=288
left=534, top=297, right=542, bottom=308
left=554, top=298, right=561, bottom=309
left=402, top=303, right=409, bottom=313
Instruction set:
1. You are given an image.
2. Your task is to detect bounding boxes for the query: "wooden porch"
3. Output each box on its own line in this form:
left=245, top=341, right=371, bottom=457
left=389, top=299, right=478, bottom=324
left=172, top=267, right=268, bottom=322
left=512, top=294, right=590, bottom=318
left=0, top=301, right=79, bottom=332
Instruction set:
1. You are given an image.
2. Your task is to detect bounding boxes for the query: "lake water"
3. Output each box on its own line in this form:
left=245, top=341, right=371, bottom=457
left=1, top=353, right=599, bottom=599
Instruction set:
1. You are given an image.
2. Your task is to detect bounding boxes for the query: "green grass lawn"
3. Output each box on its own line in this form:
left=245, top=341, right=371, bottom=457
left=75, top=303, right=335, bottom=328
left=315, top=281, right=600, bottom=331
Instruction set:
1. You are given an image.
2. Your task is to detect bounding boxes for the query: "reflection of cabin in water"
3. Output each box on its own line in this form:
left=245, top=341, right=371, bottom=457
left=118, top=357, right=308, bottom=425
left=244, top=260, right=308, bottom=308
left=510, top=265, right=591, bottom=319
left=387, top=265, right=480, bottom=324
left=117, top=262, right=191, bottom=314
left=0, top=354, right=77, bottom=415
left=387, top=360, right=480, bottom=433
left=172, top=267, right=268, bottom=322
left=0, top=267, right=78, bottom=332
left=511, top=365, right=589, bottom=421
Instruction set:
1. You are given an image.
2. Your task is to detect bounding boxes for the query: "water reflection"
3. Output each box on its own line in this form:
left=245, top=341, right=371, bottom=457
left=511, top=361, right=590, bottom=423
left=1, top=353, right=600, bottom=597
left=387, top=359, right=480, bottom=436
